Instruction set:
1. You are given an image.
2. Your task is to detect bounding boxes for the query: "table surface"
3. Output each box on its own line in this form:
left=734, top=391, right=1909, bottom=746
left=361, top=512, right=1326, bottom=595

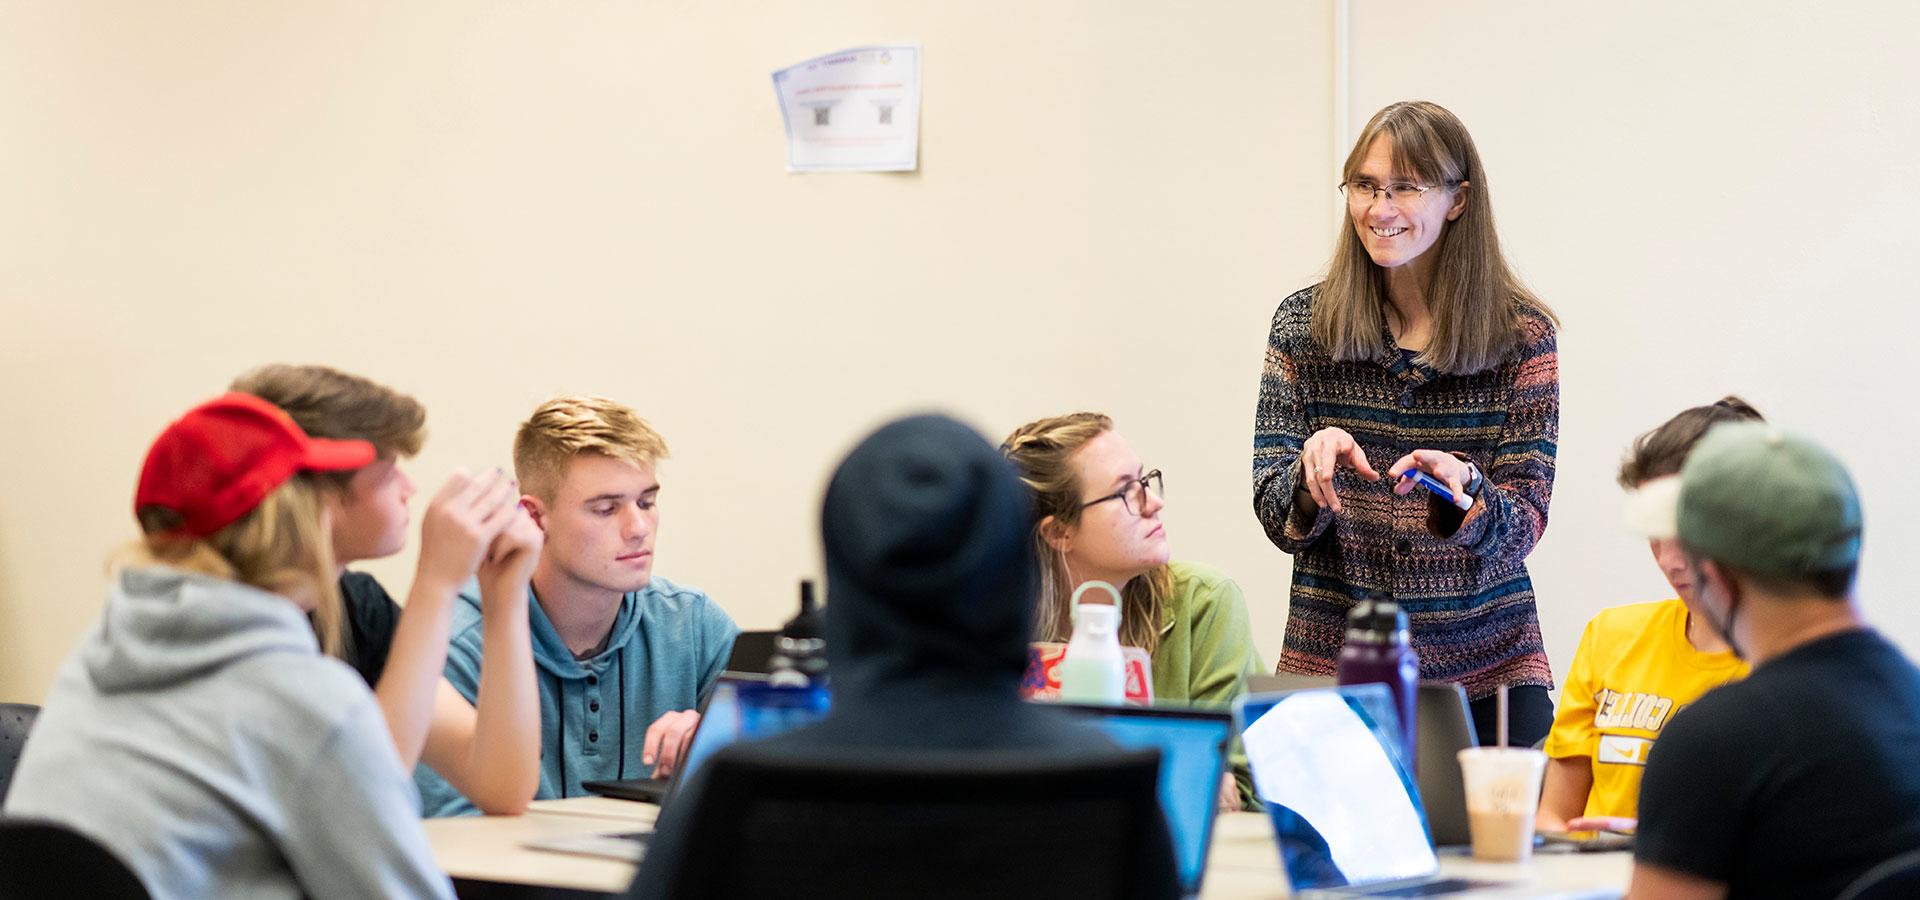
left=425, top=797, right=1631, bottom=899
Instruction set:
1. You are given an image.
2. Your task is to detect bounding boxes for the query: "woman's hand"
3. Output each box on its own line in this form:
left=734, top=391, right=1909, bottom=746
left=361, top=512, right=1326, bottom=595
left=1298, top=427, right=1382, bottom=514
left=1388, top=449, right=1475, bottom=503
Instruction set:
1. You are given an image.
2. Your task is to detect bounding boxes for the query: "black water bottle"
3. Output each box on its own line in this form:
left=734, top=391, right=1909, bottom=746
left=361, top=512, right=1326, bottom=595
left=767, top=580, right=827, bottom=687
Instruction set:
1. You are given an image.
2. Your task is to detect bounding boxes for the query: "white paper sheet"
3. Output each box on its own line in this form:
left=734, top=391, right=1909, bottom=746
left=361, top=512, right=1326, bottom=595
left=771, top=45, right=921, bottom=172
left=1242, top=691, right=1437, bottom=885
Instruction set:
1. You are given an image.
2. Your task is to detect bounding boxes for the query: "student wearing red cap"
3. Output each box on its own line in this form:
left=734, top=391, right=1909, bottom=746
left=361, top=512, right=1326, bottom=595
left=231, top=364, right=542, bottom=814
left=4, top=393, right=462, bottom=899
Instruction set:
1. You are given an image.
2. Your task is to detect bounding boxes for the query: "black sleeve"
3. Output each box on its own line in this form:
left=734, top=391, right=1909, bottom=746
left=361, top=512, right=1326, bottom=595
left=335, top=571, right=402, bottom=688
left=1631, top=697, right=1753, bottom=883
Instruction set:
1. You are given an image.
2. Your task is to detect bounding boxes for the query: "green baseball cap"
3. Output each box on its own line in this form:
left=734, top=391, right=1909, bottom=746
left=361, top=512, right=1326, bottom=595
left=1675, top=422, right=1862, bottom=577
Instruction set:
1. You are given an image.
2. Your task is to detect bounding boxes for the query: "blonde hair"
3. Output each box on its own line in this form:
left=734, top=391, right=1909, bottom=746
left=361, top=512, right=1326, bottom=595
left=1318, top=100, right=1556, bottom=374
left=1001, top=412, right=1170, bottom=654
left=514, top=395, right=669, bottom=502
left=231, top=364, right=427, bottom=492
left=122, top=476, right=346, bottom=657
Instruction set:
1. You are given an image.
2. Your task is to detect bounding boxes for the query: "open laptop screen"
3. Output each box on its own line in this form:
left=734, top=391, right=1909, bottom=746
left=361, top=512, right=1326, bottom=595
left=1062, top=705, right=1231, bottom=895
left=676, top=682, right=744, bottom=787
left=677, top=678, right=830, bottom=789
left=1236, top=685, right=1436, bottom=891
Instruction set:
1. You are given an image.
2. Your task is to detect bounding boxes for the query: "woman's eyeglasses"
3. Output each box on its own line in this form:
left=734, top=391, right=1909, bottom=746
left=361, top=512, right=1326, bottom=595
left=1338, top=179, right=1455, bottom=208
left=1079, top=469, right=1164, bottom=516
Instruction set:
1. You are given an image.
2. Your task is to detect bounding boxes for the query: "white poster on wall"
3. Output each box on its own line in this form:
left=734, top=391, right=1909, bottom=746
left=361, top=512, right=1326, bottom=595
left=771, top=44, right=920, bottom=172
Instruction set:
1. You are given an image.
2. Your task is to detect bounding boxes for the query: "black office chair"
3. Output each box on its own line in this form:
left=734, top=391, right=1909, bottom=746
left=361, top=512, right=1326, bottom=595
left=0, top=703, right=38, bottom=806
left=634, top=745, right=1178, bottom=900
left=0, top=818, right=150, bottom=899
left=1837, top=848, right=1920, bottom=900
left=723, top=630, right=782, bottom=675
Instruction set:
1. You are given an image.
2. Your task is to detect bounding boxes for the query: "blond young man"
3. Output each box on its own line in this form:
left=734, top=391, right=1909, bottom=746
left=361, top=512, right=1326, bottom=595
left=417, top=396, right=738, bottom=816
left=233, top=365, right=542, bottom=815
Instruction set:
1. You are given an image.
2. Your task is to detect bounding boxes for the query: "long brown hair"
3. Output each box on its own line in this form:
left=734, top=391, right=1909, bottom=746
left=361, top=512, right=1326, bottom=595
left=1317, top=100, right=1555, bottom=374
left=121, top=476, right=346, bottom=656
left=1001, top=413, right=1171, bottom=654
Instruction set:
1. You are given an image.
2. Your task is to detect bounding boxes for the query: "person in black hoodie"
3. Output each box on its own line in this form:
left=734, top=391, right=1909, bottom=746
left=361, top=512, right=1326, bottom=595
left=630, top=414, right=1168, bottom=897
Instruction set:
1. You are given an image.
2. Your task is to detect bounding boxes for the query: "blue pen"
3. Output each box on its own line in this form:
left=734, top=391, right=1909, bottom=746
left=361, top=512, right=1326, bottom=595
left=1402, top=469, right=1474, bottom=512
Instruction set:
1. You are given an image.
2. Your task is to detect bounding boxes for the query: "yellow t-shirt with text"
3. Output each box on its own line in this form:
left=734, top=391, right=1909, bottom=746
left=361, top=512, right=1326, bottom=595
left=1543, top=598, right=1748, bottom=820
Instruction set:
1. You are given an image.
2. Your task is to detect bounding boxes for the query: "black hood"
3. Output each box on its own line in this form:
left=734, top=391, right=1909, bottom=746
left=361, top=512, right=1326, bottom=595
left=820, top=414, right=1037, bottom=704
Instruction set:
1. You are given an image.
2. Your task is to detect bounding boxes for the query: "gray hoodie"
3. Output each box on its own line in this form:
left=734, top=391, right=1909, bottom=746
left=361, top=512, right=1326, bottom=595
left=4, top=567, right=453, bottom=900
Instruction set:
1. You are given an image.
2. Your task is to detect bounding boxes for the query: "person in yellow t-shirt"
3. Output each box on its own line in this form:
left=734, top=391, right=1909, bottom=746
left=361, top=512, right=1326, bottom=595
left=1537, top=397, right=1761, bottom=833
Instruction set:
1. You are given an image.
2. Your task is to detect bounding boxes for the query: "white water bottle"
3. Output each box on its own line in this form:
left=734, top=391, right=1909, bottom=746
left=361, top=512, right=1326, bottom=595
left=1057, top=580, right=1126, bottom=704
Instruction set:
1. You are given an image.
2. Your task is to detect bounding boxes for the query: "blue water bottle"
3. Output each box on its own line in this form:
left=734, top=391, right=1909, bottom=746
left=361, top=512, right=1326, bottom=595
left=1336, top=592, right=1420, bottom=767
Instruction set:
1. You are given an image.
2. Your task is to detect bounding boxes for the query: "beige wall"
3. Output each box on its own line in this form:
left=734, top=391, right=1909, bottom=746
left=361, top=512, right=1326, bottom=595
left=0, top=1, right=1331, bottom=701
left=2, top=1, right=1913, bottom=703
left=1346, top=0, right=1920, bottom=682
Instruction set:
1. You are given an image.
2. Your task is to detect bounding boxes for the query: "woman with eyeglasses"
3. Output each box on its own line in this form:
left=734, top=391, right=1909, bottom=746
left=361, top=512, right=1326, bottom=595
left=1004, top=412, right=1265, bottom=808
left=1252, top=100, right=1561, bottom=748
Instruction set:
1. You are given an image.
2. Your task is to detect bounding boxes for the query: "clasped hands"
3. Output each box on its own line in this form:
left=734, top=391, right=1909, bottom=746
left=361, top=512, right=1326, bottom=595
left=1297, top=427, right=1474, bottom=515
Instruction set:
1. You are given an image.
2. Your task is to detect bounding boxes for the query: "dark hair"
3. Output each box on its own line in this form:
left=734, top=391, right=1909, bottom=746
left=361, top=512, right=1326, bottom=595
left=1617, top=396, right=1764, bottom=489
left=231, top=364, right=427, bottom=491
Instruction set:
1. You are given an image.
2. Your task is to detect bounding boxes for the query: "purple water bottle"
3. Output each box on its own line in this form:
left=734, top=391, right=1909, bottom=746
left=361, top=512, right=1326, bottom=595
left=1336, top=593, right=1419, bottom=767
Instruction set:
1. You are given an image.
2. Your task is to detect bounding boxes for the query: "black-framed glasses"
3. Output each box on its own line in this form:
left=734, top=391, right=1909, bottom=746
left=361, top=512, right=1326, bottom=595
left=1338, top=178, right=1456, bottom=207
left=1080, top=469, right=1164, bottom=516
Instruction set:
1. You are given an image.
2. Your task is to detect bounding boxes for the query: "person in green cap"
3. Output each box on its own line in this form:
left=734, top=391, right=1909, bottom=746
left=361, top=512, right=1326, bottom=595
left=1625, top=423, right=1920, bottom=900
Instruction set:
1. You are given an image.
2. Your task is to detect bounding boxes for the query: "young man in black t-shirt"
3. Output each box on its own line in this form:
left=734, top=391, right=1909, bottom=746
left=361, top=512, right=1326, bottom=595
left=1626, top=423, right=1920, bottom=900
left=234, top=365, right=545, bottom=814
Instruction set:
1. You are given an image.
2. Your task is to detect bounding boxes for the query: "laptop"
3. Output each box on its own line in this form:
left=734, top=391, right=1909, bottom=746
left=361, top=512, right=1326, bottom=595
left=528, top=675, right=827, bottom=862
left=1236, top=685, right=1510, bottom=897
left=578, top=671, right=768, bottom=805
left=1059, top=704, right=1233, bottom=899
left=1247, top=675, right=1479, bottom=847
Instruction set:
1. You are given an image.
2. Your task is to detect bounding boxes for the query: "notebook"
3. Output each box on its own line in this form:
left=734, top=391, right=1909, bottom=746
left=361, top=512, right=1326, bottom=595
left=1059, top=704, right=1233, bottom=899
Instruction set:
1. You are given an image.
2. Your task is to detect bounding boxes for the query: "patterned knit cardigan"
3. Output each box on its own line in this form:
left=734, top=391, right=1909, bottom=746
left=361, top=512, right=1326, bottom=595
left=1251, top=285, right=1559, bottom=700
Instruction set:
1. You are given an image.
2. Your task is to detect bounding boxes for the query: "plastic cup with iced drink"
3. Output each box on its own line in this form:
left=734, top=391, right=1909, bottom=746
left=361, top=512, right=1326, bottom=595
left=1457, top=747, right=1548, bottom=862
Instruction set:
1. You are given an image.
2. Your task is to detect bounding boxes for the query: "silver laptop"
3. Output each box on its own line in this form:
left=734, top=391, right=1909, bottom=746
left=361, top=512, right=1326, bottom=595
left=1247, top=675, right=1478, bottom=847
left=1237, top=685, right=1514, bottom=897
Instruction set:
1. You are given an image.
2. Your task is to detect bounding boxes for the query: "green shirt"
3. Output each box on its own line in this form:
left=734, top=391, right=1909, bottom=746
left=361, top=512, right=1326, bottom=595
left=1149, top=560, right=1267, bottom=706
left=1149, top=560, right=1266, bottom=807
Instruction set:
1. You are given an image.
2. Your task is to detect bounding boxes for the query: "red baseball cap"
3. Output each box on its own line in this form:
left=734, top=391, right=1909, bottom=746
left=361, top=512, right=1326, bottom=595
left=134, top=392, right=377, bottom=538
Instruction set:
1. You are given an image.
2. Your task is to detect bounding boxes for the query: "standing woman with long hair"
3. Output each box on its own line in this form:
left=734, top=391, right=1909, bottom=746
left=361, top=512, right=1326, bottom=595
left=1252, top=101, right=1560, bottom=747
